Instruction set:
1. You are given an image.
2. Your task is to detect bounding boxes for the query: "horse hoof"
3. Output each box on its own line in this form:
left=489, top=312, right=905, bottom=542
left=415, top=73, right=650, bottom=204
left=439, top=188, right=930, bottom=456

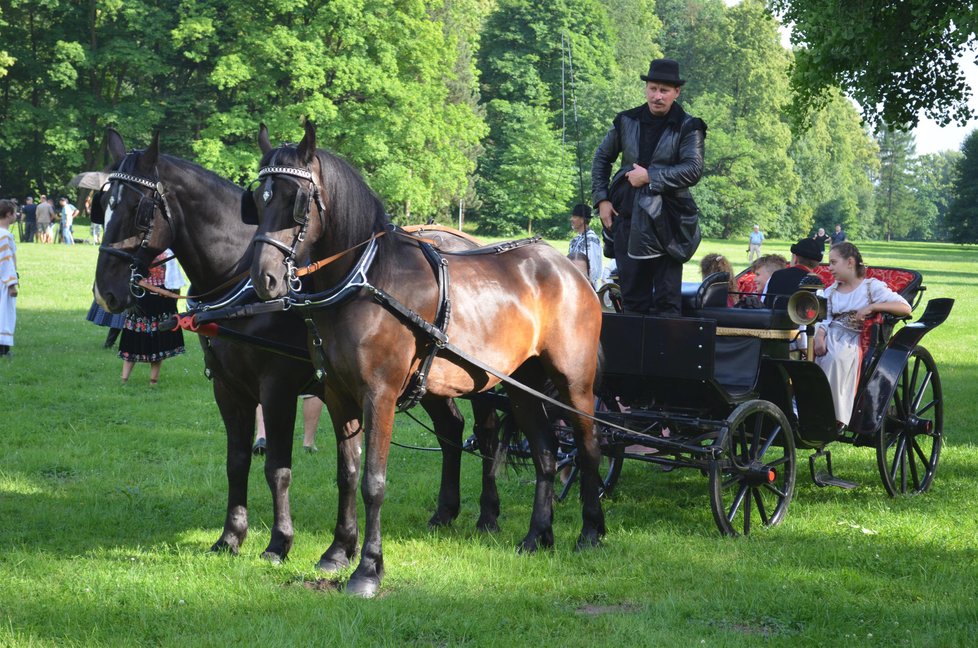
left=317, top=556, right=350, bottom=573
left=575, top=533, right=603, bottom=551
left=427, top=513, right=456, bottom=529
left=210, top=539, right=240, bottom=555
left=345, top=576, right=380, bottom=598
left=476, top=518, right=500, bottom=533
left=260, top=551, right=284, bottom=564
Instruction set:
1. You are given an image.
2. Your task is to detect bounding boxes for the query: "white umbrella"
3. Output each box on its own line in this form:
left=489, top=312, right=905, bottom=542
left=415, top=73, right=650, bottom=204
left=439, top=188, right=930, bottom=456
left=67, top=171, right=110, bottom=190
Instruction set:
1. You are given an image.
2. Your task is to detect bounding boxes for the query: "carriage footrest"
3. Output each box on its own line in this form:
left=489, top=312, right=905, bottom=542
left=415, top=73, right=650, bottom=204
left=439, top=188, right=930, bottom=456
left=809, top=450, right=859, bottom=489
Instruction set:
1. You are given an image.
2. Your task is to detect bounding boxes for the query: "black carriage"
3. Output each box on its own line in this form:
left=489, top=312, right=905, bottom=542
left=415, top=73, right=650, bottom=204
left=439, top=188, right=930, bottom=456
left=590, top=267, right=953, bottom=535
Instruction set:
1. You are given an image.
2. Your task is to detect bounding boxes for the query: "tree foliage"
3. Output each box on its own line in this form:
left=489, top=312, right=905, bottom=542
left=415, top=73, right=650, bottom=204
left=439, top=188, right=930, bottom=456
left=946, top=130, right=978, bottom=243
left=874, top=124, right=918, bottom=241
left=769, top=0, right=978, bottom=129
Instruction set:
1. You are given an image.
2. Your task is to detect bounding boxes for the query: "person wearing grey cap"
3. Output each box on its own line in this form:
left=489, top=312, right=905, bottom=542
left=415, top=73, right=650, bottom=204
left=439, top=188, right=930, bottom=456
left=591, top=58, right=706, bottom=315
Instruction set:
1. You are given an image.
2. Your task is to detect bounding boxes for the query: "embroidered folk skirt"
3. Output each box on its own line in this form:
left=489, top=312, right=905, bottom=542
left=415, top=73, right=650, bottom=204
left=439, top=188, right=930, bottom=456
left=118, top=291, right=185, bottom=363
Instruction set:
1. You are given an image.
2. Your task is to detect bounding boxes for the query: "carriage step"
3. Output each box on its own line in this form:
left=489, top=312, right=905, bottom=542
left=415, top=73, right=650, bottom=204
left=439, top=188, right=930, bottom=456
left=809, top=450, right=859, bottom=489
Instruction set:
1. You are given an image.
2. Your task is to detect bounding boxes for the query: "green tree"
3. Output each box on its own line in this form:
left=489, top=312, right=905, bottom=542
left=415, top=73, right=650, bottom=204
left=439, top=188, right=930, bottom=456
left=768, top=0, right=977, bottom=129
left=476, top=0, right=619, bottom=235
left=788, top=90, right=878, bottom=238
left=908, top=150, right=961, bottom=240
left=874, top=123, right=918, bottom=241
left=477, top=100, right=575, bottom=236
left=946, top=130, right=978, bottom=243
left=658, top=0, right=799, bottom=238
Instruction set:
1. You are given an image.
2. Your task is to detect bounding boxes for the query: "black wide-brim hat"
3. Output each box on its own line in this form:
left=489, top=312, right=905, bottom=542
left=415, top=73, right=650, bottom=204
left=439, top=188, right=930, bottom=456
left=790, top=237, right=824, bottom=262
left=641, top=58, right=685, bottom=86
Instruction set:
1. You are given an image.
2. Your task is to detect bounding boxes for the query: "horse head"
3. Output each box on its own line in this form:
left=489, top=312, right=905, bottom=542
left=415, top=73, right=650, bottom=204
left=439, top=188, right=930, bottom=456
left=93, top=129, right=173, bottom=312
left=249, top=121, right=390, bottom=300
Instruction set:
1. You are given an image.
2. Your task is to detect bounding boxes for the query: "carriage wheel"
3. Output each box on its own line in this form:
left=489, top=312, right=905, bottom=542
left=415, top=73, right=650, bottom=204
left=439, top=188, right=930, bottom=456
left=709, top=400, right=796, bottom=536
left=555, top=397, right=625, bottom=502
left=876, top=346, right=943, bottom=496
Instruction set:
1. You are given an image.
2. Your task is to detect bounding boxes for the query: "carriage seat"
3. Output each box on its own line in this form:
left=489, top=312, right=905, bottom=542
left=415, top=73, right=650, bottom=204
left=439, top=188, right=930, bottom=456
left=683, top=272, right=797, bottom=330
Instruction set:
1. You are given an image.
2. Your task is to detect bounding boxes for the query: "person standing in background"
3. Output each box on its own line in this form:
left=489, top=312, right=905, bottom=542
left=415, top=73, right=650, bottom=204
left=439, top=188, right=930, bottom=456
left=747, top=224, right=764, bottom=263
left=118, top=250, right=185, bottom=385
left=830, top=224, right=847, bottom=246
left=567, top=203, right=602, bottom=289
left=58, top=197, right=78, bottom=245
left=0, top=200, right=19, bottom=357
left=35, top=195, right=54, bottom=244
left=20, top=197, right=36, bottom=243
left=812, top=227, right=830, bottom=255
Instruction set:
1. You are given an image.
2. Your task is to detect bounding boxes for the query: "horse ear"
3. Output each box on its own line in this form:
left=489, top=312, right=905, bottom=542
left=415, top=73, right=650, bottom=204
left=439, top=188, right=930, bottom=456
left=259, top=123, right=272, bottom=155
left=106, top=128, right=126, bottom=162
left=241, top=190, right=259, bottom=226
left=140, top=131, right=160, bottom=171
left=298, top=120, right=316, bottom=164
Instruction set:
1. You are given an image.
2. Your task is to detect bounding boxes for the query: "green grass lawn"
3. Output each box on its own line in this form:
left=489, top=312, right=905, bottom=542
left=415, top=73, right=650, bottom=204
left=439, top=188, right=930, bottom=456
left=1, top=234, right=977, bottom=646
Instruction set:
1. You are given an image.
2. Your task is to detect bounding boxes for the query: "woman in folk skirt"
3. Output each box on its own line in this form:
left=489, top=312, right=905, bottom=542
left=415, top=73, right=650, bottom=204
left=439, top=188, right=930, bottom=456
left=119, top=251, right=185, bottom=385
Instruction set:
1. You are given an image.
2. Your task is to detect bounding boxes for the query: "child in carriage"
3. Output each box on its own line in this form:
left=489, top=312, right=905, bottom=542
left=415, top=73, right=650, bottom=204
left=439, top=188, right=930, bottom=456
left=813, top=242, right=911, bottom=426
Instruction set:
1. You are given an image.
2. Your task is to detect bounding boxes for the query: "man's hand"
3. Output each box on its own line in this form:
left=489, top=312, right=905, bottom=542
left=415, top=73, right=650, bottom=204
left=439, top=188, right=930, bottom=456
left=625, top=163, right=650, bottom=188
left=598, top=201, right=617, bottom=229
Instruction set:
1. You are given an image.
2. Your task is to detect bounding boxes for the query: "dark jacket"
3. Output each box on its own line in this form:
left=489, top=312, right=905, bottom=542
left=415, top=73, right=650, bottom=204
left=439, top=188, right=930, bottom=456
left=764, top=265, right=824, bottom=308
left=591, top=102, right=706, bottom=261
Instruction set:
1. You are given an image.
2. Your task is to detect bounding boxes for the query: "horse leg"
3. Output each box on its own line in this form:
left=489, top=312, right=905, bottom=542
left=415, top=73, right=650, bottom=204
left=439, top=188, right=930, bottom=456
left=422, top=397, right=463, bottom=528
left=346, top=394, right=397, bottom=597
left=210, top=383, right=255, bottom=554
left=317, top=386, right=362, bottom=572
left=469, top=393, right=501, bottom=532
left=258, top=389, right=298, bottom=562
left=544, top=360, right=606, bottom=550
left=508, top=363, right=558, bottom=553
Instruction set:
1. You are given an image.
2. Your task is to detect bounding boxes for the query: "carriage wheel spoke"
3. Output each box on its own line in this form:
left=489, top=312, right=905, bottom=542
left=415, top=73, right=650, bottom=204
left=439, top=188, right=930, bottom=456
left=907, top=441, right=921, bottom=490
left=754, top=488, right=769, bottom=525
left=756, top=425, right=782, bottom=458
left=911, top=372, right=933, bottom=412
left=722, top=474, right=740, bottom=489
left=727, top=483, right=748, bottom=521
left=750, top=415, right=763, bottom=460
left=908, top=357, right=921, bottom=401
left=911, top=438, right=932, bottom=472
left=762, top=482, right=787, bottom=498
left=888, top=434, right=907, bottom=481
left=743, top=488, right=752, bottom=534
left=916, top=399, right=937, bottom=417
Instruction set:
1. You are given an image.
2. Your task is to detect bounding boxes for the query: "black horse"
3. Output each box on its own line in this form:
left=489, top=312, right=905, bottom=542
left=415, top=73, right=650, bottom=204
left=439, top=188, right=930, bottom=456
left=92, top=130, right=503, bottom=563
left=248, top=122, right=605, bottom=597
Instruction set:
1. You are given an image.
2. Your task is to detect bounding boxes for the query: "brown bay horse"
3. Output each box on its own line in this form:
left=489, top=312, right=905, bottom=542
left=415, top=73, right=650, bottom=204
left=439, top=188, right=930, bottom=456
left=92, top=130, right=504, bottom=564
left=247, top=122, right=605, bottom=597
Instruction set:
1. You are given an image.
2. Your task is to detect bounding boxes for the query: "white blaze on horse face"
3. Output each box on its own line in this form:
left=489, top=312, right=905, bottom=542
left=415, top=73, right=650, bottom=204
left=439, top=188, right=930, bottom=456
left=93, top=283, right=110, bottom=311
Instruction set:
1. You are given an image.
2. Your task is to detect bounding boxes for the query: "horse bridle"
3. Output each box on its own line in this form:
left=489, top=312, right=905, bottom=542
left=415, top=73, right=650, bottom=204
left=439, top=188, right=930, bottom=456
left=97, top=163, right=175, bottom=298
left=251, top=164, right=326, bottom=292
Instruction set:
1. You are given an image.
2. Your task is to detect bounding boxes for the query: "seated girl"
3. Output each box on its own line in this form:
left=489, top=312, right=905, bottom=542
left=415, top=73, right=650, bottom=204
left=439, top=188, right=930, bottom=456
left=813, top=243, right=911, bottom=426
left=699, top=253, right=737, bottom=307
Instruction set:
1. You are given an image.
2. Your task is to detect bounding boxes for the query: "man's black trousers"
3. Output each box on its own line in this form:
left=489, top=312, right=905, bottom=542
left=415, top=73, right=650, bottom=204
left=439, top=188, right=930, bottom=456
left=613, top=216, right=683, bottom=316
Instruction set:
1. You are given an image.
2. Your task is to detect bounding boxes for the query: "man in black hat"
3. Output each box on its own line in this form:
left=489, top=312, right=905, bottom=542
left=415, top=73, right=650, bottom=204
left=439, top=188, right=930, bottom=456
left=591, top=58, right=706, bottom=315
left=762, top=237, right=825, bottom=308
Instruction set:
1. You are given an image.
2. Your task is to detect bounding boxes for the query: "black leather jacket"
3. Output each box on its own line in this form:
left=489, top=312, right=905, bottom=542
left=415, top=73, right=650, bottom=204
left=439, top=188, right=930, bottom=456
left=591, top=102, right=706, bottom=260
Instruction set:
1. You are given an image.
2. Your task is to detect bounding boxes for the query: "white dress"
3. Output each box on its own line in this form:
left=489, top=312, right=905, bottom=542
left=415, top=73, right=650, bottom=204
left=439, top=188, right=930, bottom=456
left=815, top=278, right=909, bottom=425
left=0, top=226, right=17, bottom=346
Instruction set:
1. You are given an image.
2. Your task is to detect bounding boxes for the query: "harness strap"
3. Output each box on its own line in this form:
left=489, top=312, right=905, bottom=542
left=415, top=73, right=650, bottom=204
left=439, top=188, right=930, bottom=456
left=136, top=269, right=251, bottom=302
left=394, top=240, right=451, bottom=411
left=294, top=230, right=388, bottom=277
